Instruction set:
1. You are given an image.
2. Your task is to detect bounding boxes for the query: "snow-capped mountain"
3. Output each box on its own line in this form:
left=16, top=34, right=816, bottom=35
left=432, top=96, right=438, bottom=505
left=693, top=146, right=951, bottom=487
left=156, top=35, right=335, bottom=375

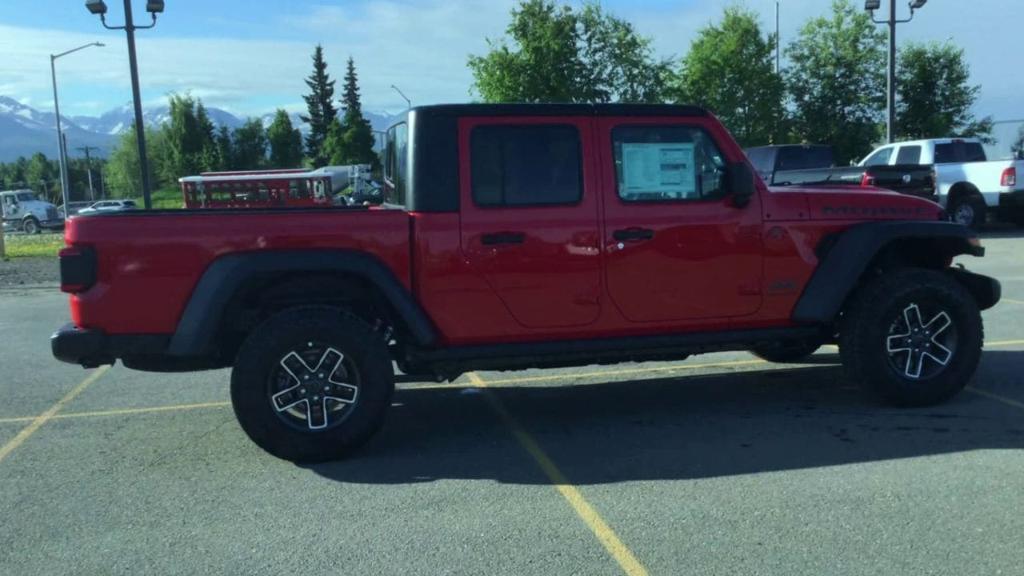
left=0, top=96, right=400, bottom=162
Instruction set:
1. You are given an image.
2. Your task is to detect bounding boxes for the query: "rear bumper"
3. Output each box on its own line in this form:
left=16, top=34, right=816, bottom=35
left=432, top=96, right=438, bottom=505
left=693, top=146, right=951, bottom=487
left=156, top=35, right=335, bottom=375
left=997, top=190, right=1024, bottom=210
left=51, top=324, right=168, bottom=368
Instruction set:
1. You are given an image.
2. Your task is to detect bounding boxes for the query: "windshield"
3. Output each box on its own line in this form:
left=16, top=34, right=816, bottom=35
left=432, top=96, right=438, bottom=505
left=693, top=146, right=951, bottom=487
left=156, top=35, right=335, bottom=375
left=16, top=192, right=38, bottom=202
left=776, top=147, right=834, bottom=171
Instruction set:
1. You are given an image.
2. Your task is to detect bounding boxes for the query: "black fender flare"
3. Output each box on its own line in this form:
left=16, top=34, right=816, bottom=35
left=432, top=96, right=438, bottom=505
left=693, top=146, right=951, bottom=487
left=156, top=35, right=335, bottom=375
left=792, top=221, right=985, bottom=324
left=167, top=250, right=438, bottom=356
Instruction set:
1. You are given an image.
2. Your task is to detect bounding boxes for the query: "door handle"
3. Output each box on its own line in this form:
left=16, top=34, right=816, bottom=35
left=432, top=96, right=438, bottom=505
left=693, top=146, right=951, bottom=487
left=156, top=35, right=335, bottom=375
left=481, top=231, right=526, bottom=246
left=612, top=228, right=655, bottom=242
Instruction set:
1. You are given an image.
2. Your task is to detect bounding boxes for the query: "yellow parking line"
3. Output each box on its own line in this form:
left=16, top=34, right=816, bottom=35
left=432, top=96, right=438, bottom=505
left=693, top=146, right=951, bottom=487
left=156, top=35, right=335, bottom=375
left=0, top=400, right=232, bottom=425
left=987, top=339, right=1024, bottom=347
left=967, top=387, right=1024, bottom=411
left=468, top=372, right=648, bottom=576
left=0, top=366, right=109, bottom=464
left=1002, top=298, right=1024, bottom=305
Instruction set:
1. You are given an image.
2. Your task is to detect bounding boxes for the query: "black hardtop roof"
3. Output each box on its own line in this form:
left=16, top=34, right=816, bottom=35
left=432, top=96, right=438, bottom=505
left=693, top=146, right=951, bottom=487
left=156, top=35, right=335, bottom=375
left=395, top=103, right=709, bottom=126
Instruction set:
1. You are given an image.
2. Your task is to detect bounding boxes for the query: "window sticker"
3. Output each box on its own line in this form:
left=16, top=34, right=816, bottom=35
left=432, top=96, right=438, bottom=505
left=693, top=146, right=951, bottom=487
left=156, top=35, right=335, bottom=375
left=621, top=143, right=696, bottom=199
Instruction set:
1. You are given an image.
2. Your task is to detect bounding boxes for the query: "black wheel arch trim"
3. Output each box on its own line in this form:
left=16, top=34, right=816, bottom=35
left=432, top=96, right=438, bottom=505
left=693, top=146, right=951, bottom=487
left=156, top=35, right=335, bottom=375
left=792, top=221, right=993, bottom=324
left=167, top=250, right=438, bottom=357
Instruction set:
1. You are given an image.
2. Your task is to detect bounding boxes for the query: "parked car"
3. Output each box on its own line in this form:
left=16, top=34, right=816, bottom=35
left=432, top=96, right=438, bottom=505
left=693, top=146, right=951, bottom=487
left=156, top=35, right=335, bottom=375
left=858, top=138, right=1024, bottom=227
left=58, top=201, right=96, bottom=219
left=1, top=189, right=63, bottom=234
left=52, top=104, right=1001, bottom=463
left=744, top=144, right=935, bottom=200
left=76, top=199, right=138, bottom=215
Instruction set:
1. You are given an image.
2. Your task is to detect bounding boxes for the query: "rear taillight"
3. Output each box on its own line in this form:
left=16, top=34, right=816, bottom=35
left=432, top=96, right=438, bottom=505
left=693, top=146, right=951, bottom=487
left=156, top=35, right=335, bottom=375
left=860, top=172, right=875, bottom=187
left=1001, top=167, right=1016, bottom=187
left=59, top=246, right=96, bottom=294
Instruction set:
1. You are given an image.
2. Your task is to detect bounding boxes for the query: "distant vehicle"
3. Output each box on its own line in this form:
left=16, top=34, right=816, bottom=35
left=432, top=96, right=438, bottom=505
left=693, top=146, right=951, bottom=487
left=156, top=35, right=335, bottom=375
left=178, top=168, right=356, bottom=209
left=744, top=144, right=935, bottom=200
left=58, top=201, right=95, bottom=219
left=76, top=199, right=138, bottom=215
left=858, top=138, right=1024, bottom=227
left=1, top=189, right=63, bottom=234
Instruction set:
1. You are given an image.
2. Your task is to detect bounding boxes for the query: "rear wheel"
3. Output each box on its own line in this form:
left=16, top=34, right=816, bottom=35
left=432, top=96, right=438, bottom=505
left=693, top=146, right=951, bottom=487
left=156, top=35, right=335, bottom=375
left=839, top=268, right=982, bottom=406
left=231, top=307, right=394, bottom=462
left=751, top=341, right=821, bottom=363
left=22, top=217, right=39, bottom=235
left=948, top=195, right=986, bottom=228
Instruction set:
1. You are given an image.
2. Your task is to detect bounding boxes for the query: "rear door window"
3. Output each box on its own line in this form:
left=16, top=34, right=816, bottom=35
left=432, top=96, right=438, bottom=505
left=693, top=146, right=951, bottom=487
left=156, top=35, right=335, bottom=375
left=895, top=145, right=922, bottom=165
left=471, top=125, right=582, bottom=207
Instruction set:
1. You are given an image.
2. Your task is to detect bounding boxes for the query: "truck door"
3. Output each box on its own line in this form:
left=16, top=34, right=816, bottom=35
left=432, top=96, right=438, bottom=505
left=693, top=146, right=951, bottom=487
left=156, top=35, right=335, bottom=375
left=598, top=117, right=763, bottom=323
left=459, top=117, right=602, bottom=329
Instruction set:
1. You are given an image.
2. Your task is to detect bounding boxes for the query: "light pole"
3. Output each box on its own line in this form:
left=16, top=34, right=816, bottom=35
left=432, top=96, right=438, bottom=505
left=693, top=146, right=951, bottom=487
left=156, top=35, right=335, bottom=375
left=51, top=41, right=104, bottom=213
left=85, top=0, right=165, bottom=209
left=865, top=0, right=927, bottom=144
left=391, top=85, right=412, bottom=110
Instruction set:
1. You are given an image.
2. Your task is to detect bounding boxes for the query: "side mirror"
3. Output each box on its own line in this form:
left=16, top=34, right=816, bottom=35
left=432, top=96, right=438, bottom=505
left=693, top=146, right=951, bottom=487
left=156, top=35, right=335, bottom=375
left=728, top=162, right=755, bottom=208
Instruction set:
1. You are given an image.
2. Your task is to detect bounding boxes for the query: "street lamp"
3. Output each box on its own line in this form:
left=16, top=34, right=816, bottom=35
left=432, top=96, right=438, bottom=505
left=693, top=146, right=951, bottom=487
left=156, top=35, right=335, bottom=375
left=391, top=85, right=412, bottom=110
left=51, top=41, right=104, bottom=214
left=84, top=0, right=165, bottom=209
left=865, top=0, right=927, bottom=143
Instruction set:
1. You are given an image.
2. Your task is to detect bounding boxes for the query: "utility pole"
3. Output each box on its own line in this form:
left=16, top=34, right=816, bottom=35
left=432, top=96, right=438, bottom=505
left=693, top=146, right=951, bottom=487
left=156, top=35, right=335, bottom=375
left=866, top=0, right=927, bottom=143
left=77, top=145, right=100, bottom=201
left=775, top=1, right=781, bottom=74
left=87, top=0, right=166, bottom=209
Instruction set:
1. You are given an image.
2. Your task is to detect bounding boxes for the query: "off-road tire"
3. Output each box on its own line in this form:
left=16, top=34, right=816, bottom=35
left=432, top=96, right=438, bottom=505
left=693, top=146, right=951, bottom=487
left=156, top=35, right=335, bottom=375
left=231, top=306, right=394, bottom=463
left=752, top=341, right=822, bottom=363
left=839, top=268, right=983, bottom=407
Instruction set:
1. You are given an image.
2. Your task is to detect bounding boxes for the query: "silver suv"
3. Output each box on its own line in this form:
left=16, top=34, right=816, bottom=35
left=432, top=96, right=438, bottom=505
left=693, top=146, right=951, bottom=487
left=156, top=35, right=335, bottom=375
left=1, top=190, right=64, bottom=234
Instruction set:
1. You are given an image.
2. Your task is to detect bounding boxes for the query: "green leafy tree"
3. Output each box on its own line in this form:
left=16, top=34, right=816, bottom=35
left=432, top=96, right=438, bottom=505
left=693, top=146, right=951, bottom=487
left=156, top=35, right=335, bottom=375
left=896, top=42, right=993, bottom=143
left=1012, top=126, right=1024, bottom=160
left=324, top=57, right=379, bottom=169
left=195, top=102, right=220, bottom=171
left=468, top=0, right=668, bottom=103
left=232, top=118, right=268, bottom=170
left=25, top=153, right=58, bottom=201
left=106, top=124, right=159, bottom=198
left=672, top=7, right=784, bottom=147
left=267, top=109, right=304, bottom=168
left=785, top=0, right=886, bottom=164
left=163, top=93, right=206, bottom=180
left=300, top=45, right=338, bottom=168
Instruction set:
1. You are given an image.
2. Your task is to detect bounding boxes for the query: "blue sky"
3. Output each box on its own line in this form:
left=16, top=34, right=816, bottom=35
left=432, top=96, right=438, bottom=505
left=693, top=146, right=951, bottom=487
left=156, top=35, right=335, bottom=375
left=1, top=1, right=1021, bottom=150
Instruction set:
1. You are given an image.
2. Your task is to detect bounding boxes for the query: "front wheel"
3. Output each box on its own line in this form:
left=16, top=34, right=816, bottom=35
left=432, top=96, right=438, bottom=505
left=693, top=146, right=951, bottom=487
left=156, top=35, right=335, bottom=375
left=231, top=307, right=395, bottom=462
left=839, top=268, right=983, bottom=407
left=22, top=217, right=40, bottom=235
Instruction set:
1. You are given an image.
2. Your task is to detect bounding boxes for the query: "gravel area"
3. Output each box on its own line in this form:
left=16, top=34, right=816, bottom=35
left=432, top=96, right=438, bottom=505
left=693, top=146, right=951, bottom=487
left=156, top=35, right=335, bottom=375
left=0, top=257, right=59, bottom=289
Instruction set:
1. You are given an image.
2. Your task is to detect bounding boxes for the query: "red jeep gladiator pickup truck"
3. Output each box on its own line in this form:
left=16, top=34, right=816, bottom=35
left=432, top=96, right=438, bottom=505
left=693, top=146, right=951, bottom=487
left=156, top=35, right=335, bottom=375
left=52, top=104, right=1001, bottom=462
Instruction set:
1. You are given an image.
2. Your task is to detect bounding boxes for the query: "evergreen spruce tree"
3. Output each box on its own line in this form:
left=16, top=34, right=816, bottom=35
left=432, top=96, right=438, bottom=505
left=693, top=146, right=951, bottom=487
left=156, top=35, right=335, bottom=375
left=300, top=45, right=338, bottom=168
left=325, top=56, right=378, bottom=169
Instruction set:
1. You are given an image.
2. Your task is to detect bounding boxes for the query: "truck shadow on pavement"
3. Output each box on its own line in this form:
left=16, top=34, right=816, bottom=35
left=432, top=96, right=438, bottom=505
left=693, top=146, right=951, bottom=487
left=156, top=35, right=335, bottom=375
left=310, top=350, right=1024, bottom=485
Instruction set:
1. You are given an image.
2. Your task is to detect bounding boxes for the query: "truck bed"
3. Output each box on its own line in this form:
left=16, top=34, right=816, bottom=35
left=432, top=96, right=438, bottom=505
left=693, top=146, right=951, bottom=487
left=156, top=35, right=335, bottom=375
left=64, top=207, right=412, bottom=334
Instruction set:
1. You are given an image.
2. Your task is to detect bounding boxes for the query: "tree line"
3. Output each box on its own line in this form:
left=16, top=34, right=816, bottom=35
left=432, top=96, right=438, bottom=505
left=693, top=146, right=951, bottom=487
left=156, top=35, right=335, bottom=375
left=0, top=48, right=378, bottom=201
left=469, top=0, right=998, bottom=165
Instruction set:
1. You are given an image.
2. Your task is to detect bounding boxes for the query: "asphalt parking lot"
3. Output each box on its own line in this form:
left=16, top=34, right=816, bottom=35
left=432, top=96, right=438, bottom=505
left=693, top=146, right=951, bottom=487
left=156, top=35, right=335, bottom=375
left=1, top=234, right=1023, bottom=576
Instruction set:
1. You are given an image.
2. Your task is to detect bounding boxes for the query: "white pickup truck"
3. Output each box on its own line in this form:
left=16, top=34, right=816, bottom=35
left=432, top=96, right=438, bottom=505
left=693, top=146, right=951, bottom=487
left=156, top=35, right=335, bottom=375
left=859, top=138, right=1024, bottom=227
